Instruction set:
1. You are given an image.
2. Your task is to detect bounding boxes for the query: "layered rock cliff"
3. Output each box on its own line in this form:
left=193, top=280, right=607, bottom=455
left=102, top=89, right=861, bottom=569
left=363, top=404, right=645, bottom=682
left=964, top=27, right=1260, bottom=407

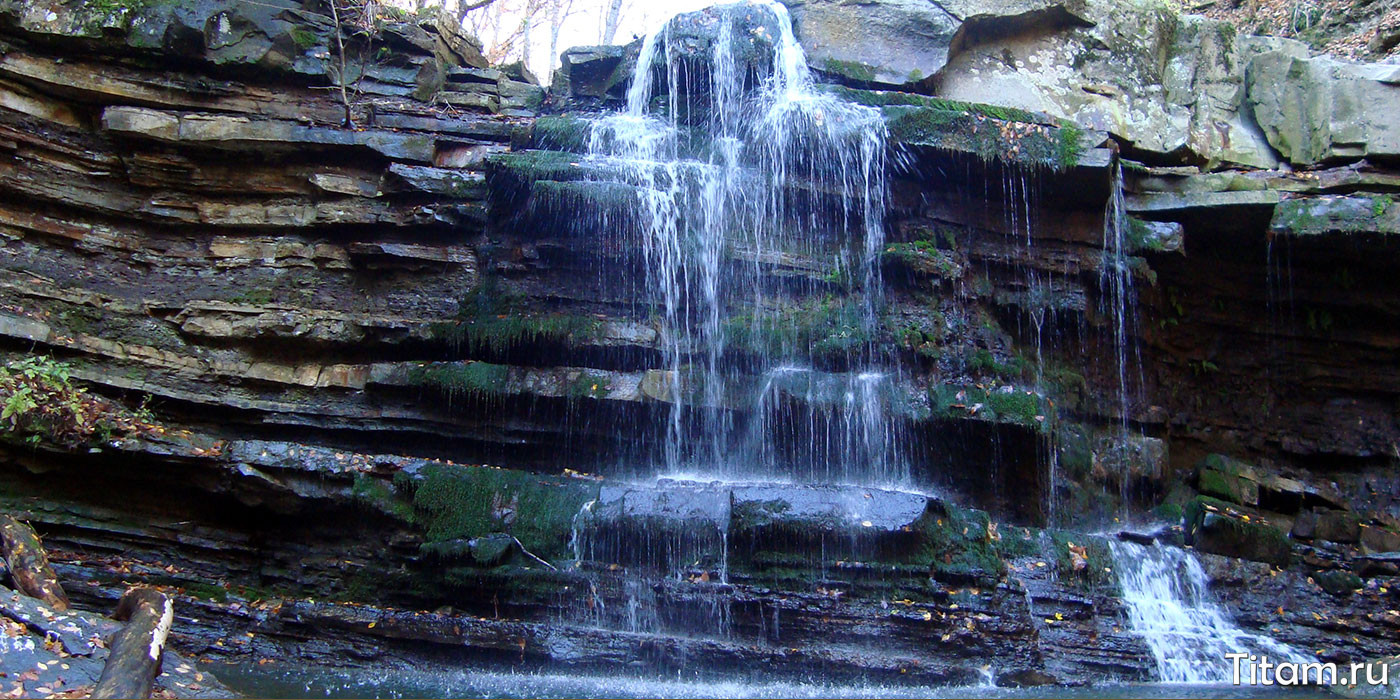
left=0, top=0, right=1397, bottom=691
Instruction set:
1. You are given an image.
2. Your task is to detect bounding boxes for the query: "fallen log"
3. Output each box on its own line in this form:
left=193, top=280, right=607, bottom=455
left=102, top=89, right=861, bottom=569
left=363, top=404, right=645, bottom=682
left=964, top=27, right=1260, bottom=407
left=92, top=587, right=174, bottom=700
left=0, top=514, right=69, bottom=611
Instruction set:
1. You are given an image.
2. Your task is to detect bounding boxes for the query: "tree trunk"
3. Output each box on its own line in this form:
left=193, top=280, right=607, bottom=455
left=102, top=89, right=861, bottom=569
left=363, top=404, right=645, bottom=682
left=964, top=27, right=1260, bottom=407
left=0, top=515, right=68, bottom=611
left=93, top=587, right=174, bottom=700
left=601, top=0, right=625, bottom=45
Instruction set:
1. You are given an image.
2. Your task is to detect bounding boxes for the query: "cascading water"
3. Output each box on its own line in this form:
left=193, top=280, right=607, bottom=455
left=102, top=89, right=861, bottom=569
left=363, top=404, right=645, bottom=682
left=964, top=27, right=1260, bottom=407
left=560, top=0, right=911, bottom=641
left=1108, top=541, right=1313, bottom=683
left=584, top=0, right=902, bottom=485
left=1099, top=163, right=1149, bottom=511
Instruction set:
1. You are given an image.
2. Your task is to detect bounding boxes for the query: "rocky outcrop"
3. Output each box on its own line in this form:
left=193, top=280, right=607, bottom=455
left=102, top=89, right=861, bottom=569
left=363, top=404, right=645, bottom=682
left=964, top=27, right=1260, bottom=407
left=780, top=0, right=1092, bottom=89
left=790, top=0, right=1400, bottom=168
left=0, top=0, right=1399, bottom=692
left=1247, top=48, right=1400, bottom=165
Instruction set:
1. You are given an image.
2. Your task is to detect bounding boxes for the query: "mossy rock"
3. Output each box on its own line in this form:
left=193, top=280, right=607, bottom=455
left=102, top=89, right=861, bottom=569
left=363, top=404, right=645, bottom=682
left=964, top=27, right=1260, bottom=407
left=393, top=464, right=599, bottom=563
left=881, top=105, right=1083, bottom=170
left=1314, top=569, right=1363, bottom=596
left=1197, top=466, right=1259, bottom=507
left=531, top=115, right=593, bottom=153
left=915, top=500, right=1006, bottom=584
left=1185, top=496, right=1291, bottom=567
left=1048, top=531, right=1115, bottom=590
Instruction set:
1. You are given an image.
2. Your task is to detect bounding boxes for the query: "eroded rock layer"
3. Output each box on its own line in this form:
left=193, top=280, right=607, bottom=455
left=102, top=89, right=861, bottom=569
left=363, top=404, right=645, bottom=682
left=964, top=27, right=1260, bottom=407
left=0, top=0, right=1397, bottom=691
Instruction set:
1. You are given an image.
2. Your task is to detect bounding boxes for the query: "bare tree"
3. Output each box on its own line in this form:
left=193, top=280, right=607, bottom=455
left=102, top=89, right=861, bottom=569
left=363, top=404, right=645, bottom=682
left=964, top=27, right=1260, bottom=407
left=545, top=0, right=578, bottom=78
left=600, top=0, right=627, bottom=45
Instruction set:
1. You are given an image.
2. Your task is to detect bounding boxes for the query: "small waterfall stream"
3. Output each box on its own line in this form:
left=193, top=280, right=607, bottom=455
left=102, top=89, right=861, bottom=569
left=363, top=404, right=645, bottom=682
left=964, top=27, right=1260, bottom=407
left=1109, top=541, right=1312, bottom=683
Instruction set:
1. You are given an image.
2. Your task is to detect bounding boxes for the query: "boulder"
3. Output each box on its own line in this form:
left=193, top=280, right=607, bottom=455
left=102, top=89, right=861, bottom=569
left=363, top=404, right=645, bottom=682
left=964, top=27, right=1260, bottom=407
left=779, top=0, right=1091, bottom=89
left=930, top=0, right=1282, bottom=168
left=1313, top=510, right=1362, bottom=543
left=1185, top=497, right=1291, bottom=567
left=1360, top=524, right=1400, bottom=553
left=1246, top=47, right=1400, bottom=165
left=552, top=44, right=636, bottom=100
left=1314, top=569, right=1363, bottom=596
left=1195, top=454, right=1259, bottom=507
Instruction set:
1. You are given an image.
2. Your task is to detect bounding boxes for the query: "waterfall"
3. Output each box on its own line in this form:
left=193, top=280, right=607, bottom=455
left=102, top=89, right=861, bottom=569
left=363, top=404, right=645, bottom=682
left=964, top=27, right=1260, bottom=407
left=583, top=0, right=902, bottom=485
left=1108, top=541, right=1312, bottom=683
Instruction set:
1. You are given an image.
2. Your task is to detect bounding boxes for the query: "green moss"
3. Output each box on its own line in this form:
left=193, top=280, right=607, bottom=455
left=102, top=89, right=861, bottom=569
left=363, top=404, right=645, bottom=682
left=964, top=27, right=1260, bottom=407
left=393, top=464, right=598, bottom=562
left=1315, top=569, right=1363, bottom=596
left=828, top=86, right=1041, bottom=123
left=724, top=296, right=868, bottom=365
left=881, top=240, right=961, bottom=278
left=290, top=27, right=319, bottom=49
left=1049, top=531, right=1114, bottom=589
left=1184, top=496, right=1291, bottom=566
left=57, top=307, right=101, bottom=335
left=731, top=499, right=792, bottom=530
left=352, top=473, right=415, bottom=521
left=1373, top=194, right=1394, bottom=218
left=432, top=277, right=603, bottom=354
left=533, top=115, right=593, bottom=152
left=1056, top=121, right=1084, bottom=169
left=884, top=104, right=1078, bottom=169
left=182, top=581, right=230, bottom=603
left=409, top=361, right=510, bottom=402
left=915, top=501, right=1006, bottom=583
left=821, top=58, right=878, bottom=83
left=929, top=383, right=1050, bottom=431
left=567, top=371, right=611, bottom=400
left=230, top=288, right=276, bottom=306
left=1152, top=502, right=1184, bottom=525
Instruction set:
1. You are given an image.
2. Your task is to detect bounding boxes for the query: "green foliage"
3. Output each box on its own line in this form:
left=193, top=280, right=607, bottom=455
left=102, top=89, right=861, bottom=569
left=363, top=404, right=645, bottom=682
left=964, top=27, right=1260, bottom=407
left=0, top=355, right=157, bottom=447
left=393, top=464, right=599, bottom=561
left=434, top=278, right=603, bottom=354
left=1373, top=194, right=1393, bottom=218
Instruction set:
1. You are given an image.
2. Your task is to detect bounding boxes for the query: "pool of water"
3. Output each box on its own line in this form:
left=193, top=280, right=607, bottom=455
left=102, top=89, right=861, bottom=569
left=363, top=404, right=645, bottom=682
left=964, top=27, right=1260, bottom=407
left=209, top=663, right=1336, bottom=699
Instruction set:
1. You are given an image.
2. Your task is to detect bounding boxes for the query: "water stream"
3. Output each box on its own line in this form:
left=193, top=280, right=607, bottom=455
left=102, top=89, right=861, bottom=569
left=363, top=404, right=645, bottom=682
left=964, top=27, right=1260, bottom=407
left=1108, top=541, right=1314, bottom=683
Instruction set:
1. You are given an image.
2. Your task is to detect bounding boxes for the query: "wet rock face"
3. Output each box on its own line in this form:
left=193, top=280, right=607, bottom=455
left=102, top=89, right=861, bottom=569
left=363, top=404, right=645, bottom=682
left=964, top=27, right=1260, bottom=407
left=1, top=0, right=1400, bottom=688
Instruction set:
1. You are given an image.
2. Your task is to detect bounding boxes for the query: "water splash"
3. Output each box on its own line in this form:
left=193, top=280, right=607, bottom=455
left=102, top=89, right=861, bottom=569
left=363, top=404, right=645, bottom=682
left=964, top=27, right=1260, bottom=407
left=1108, top=541, right=1312, bottom=683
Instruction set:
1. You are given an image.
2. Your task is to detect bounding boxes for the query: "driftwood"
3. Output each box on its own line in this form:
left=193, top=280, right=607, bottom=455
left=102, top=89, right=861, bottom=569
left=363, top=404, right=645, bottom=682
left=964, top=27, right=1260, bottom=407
left=93, top=587, right=174, bottom=700
left=0, top=514, right=69, bottom=611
